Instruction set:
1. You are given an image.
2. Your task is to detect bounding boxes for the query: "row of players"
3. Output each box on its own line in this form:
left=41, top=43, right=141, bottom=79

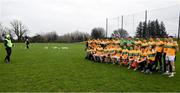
left=85, top=37, right=179, bottom=77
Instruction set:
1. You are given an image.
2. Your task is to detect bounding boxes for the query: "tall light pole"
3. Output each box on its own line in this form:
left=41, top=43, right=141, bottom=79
left=178, top=12, right=180, bottom=41
left=106, top=18, right=108, bottom=38
left=121, top=15, right=123, bottom=30
left=133, top=14, right=135, bottom=34
left=145, top=10, right=148, bottom=37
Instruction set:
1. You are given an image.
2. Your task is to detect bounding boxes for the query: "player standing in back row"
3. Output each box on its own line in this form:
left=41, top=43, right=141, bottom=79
left=164, top=38, right=179, bottom=77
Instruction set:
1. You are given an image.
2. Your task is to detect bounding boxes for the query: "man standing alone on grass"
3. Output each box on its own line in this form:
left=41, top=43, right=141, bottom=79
left=25, top=37, right=30, bottom=49
left=4, top=34, right=13, bottom=63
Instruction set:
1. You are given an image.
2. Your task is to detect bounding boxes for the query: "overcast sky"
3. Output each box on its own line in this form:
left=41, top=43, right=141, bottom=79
left=0, top=0, right=180, bottom=36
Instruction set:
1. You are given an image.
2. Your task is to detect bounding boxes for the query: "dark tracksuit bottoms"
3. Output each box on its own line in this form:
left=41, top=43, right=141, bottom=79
left=5, top=47, right=12, bottom=62
left=155, top=52, right=162, bottom=70
left=163, top=53, right=166, bottom=72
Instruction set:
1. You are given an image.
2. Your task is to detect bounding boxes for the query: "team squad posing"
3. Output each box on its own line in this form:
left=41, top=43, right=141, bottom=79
left=85, top=37, right=179, bottom=77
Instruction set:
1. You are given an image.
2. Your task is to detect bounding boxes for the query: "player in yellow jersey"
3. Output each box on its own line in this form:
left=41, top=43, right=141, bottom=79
left=141, top=39, right=149, bottom=48
left=111, top=47, right=122, bottom=64
left=127, top=47, right=134, bottom=69
left=93, top=46, right=103, bottom=62
left=162, top=38, right=168, bottom=72
left=148, top=38, right=156, bottom=48
left=131, top=46, right=141, bottom=70
left=109, top=47, right=116, bottom=64
left=100, top=48, right=109, bottom=63
left=135, top=38, right=142, bottom=46
left=86, top=46, right=96, bottom=60
left=146, top=46, right=156, bottom=74
left=137, top=47, right=147, bottom=72
left=103, top=46, right=112, bottom=63
left=164, top=38, right=179, bottom=77
left=86, top=39, right=98, bottom=60
left=100, top=39, right=107, bottom=49
left=121, top=46, right=129, bottom=66
left=155, top=38, right=164, bottom=72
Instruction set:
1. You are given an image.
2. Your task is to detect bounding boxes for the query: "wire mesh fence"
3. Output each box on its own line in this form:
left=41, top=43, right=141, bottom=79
left=107, top=4, right=180, bottom=38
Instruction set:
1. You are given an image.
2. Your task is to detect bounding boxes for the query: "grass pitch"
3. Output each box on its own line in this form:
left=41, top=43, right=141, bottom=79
left=0, top=43, right=180, bottom=92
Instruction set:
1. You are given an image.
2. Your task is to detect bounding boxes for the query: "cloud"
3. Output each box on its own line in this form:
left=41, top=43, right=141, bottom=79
left=0, top=0, right=179, bottom=36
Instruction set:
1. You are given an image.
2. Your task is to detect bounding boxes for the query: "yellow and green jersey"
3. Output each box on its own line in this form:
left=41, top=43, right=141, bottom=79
left=148, top=41, right=156, bottom=47
left=166, top=42, right=178, bottom=56
left=128, top=50, right=134, bottom=57
left=147, top=50, right=156, bottom=61
left=122, top=49, right=129, bottom=55
left=109, top=48, right=115, bottom=55
left=122, top=49, right=129, bottom=58
left=135, top=40, right=142, bottom=46
left=141, top=42, right=149, bottom=48
left=155, top=41, right=164, bottom=52
left=139, top=51, right=147, bottom=61
left=163, top=42, right=168, bottom=53
left=115, top=48, right=122, bottom=54
left=133, top=50, right=141, bottom=59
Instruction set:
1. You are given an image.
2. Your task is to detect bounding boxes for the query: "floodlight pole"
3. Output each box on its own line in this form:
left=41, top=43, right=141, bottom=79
left=0, top=0, right=2, bottom=22
left=133, top=14, right=135, bottom=33
left=121, top=15, right=123, bottom=30
left=145, top=10, right=148, bottom=37
left=178, top=12, right=180, bottom=41
left=106, top=18, right=108, bottom=38
left=145, top=10, right=147, bottom=23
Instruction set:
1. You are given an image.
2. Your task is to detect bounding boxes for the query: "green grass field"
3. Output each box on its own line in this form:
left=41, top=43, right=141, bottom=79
left=0, top=43, right=180, bottom=92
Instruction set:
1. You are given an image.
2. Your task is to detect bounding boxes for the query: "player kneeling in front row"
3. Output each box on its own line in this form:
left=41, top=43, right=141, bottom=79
left=127, top=47, right=134, bottom=69
left=130, top=46, right=141, bottom=71
left=121, top=46, right=129, bottom=66
left=114, top=48, right=122, bottom=65
left=110, top=45, right=122, bottom=64
left=93, top=46, right=103, bottom=62
left=137, top=47, right=147, bottom=72
left=109, top=48, right=116, bottom=64
left=86, top=47, right=96, bottom=60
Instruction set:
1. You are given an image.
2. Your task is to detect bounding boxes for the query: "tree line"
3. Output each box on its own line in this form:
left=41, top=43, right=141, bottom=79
left=136, top=19, right=168, bottom=38
left=0, top=19, right=168, bottom=43
left=30, top=31, right=90, bottom=43
left=0, top=20, right=28, bottom=42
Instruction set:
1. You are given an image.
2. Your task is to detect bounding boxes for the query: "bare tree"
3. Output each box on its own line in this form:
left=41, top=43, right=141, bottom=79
left=0, top=23, right=5, bottom=37
left=91, top=27, right=105, bottom=39
left=10, top=20, right=28, bottom=41
left=0, top=23, right=12, bottom=40
left=58, top=31, right=90, bottom=43
left=112, top=28, right=129, bottom=38
left=44, top=31, right=58, bottom=42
